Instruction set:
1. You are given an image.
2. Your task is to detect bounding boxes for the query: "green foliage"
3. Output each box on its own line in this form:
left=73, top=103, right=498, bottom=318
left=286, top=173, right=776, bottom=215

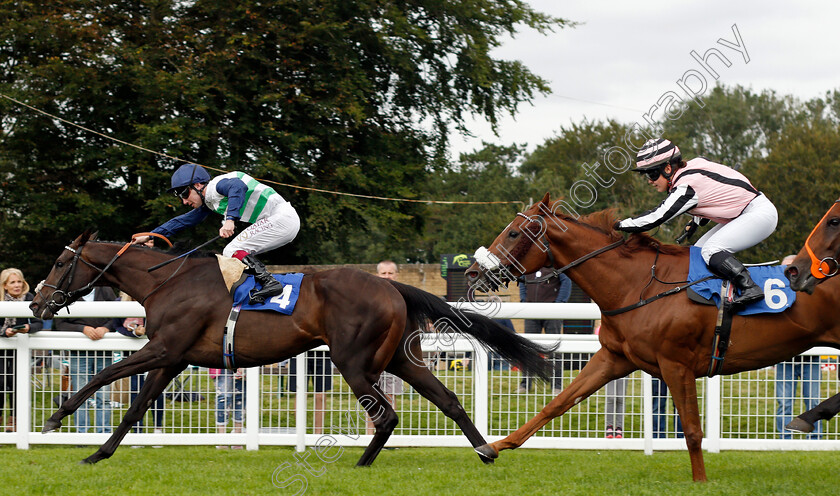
left=661, top=85, right=798, bottom=167
left=420, top=142, right=529, bottom=259
left=1, top=0, right=839, bottom=276
left=742, top=101, right=840, bottom=261
left=0, top=0, right=570, bottom=275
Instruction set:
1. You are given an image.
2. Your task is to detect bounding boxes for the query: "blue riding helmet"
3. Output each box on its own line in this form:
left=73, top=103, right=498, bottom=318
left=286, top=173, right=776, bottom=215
left=169, top=164, right=211, bottom=192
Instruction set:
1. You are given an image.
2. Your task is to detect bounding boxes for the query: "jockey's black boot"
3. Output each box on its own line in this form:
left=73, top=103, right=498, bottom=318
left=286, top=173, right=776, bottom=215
left=708, top=251, right=764, bottom=306
left=240, top=254, right=283, bottom=304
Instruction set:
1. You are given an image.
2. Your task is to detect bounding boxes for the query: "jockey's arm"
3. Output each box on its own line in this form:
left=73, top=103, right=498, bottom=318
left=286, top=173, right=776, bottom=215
left=616, top=185, right=698, bottom=233
left=213, top=178, right=247, bottom=222
left=151, top=207, right=212, bottom=239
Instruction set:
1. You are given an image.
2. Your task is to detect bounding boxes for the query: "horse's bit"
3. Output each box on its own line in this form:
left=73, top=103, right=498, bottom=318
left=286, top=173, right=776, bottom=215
left=803, top=199, right=840, bottom=279
left=35, top=232, right=173, bottom=314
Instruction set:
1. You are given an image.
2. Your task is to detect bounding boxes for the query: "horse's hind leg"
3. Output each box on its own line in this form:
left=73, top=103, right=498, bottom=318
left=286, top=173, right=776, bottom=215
left=81, top=362, right=188, bottom=464
left=339, top=371, right=398, bottom=467
left=387, top=335, right=493, bottom=464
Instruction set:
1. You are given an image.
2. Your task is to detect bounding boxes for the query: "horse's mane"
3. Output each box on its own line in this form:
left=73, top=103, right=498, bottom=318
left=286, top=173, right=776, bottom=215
left=557, top=209, right=688, bottom=257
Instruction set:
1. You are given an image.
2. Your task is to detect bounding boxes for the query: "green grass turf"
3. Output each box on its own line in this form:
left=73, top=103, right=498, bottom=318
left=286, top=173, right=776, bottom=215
left=1, top=445, right=836, bottom=496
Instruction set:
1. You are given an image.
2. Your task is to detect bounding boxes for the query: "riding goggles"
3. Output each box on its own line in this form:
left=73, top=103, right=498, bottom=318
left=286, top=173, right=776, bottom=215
left=172, top=186, right=191, bottom=199
left=643, top=168, right=662, bottom=181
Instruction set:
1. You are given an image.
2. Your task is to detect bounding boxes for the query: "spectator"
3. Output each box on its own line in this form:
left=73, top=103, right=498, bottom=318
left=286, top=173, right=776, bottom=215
left=289, top=351, right=333, bottom=434
left=112, top=291, right=165, bottom=441
left=652, top=379, right=683, bottom=439
left=367, top=260, right=405, bottom=435
left=212, top=367, right=245, bottom=449
left=595, top=321, right=625, bottom=439
left=53, top=286, right=117, bottom=433
left=517, top=263, right=572, bottom=395
left=0, top=268, right=43, bottom=431
left=776, top=253, right=821, bottom=439
left=775, top=356, right=822, bottom=439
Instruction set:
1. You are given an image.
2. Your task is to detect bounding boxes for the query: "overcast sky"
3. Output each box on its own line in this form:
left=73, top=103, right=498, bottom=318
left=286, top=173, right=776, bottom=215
left=449, top=0, right=840, bottom=157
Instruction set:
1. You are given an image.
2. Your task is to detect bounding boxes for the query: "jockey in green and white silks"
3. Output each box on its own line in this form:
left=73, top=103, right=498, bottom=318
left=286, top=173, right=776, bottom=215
left=136, top=164, right=300, bottom=304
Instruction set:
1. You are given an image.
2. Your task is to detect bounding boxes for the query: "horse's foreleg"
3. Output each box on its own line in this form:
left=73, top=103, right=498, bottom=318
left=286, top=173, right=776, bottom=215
left=43, top=342, right=172, bottom=433
left=81, top=362, right=188, bottom=464
left=478, top=349, right=636, bottom=459
left=660, top=361, right=706, bottom=482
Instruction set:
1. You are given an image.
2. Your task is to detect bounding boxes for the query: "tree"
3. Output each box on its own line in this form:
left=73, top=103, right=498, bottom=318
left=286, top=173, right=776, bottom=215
left=0, top=0, right=571, bottom=277
left=660, top=85, right=798, bottom=168
left=419, top=142, right=529, bottom=260
left=743, top=100, right=840, bottom=261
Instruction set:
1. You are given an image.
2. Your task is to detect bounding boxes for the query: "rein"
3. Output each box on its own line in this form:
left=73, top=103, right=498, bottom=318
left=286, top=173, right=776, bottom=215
left=526, top=238, right=626, bottom=283
left=602, top=247, right=714, bottom=316
left=37, top=233, right=174, bottom=314
left=514, top=212, right=626, bottom=283
left=803, top=199, right=840, bottom=280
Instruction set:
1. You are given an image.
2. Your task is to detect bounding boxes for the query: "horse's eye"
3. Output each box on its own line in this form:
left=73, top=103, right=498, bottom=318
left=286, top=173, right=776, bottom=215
left=509, top=231, right=520, bottom=239
left=56, top=261, right=64, bottom=268
left=829, top=218, right=840, bottom=227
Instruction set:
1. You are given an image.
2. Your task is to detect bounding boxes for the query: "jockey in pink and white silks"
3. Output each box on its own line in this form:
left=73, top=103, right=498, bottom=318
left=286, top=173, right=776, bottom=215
left=615, top=138, right=778, bottom=306
left=135, top=164, right=300, bottom=304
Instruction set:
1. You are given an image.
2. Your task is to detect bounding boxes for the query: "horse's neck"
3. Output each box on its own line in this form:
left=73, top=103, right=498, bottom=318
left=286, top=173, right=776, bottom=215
left=89, top=244, right=172, bottom=300
left=549, top=230, right=657, bottom=310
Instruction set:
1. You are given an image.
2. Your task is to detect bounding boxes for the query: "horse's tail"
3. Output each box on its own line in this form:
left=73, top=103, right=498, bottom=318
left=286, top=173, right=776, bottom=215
left=389, top=280, right=555, bottom=381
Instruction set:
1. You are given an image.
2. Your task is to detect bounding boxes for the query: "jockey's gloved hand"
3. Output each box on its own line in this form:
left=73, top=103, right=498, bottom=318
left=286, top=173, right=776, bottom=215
left=676, top=221, right=698, bottom=244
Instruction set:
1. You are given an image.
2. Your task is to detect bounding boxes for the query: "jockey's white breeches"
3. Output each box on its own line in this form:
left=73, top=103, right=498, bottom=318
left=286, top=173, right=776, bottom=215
left=222, top=198, right=300, bottom=257
left=695, top=194, right=778, bottom=264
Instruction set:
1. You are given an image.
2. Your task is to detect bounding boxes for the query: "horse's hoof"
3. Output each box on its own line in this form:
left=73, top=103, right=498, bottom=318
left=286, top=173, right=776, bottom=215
left=474, top=444, right=498, bottom=461
left=785, top=417, right=815, bottom=433
left=42, top=419, right=62, bottom=433
left=79, top=457, right=98, bottom=465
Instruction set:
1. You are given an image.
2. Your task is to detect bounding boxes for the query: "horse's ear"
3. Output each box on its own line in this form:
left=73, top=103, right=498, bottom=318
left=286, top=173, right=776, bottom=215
left=78, top=228, right=98, bottom=245
left=540, top=192, right=551, bottom=206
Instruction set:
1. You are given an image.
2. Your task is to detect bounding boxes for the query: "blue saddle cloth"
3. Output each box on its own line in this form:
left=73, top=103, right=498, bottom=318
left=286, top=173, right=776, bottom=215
left=232, top=272, right=304, bottom=314
left=688, top=247, right=795, bottom=315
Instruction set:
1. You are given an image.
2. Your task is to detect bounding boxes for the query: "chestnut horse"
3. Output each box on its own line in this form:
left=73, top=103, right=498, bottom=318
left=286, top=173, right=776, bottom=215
left=464, top=193, right=840, bottom=482
left=783, top=198, right=840, bottom=433
left=29, top=230, right=553, bottom=465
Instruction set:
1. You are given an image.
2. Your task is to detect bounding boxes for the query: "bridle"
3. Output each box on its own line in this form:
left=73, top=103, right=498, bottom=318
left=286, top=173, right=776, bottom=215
left=803, top=199, right=840, bottom=280
left=475, top=211, right=714, bottom=316
left=35, top=232, right=172, bottom=315
left=474, top=212, right=625, bottom=285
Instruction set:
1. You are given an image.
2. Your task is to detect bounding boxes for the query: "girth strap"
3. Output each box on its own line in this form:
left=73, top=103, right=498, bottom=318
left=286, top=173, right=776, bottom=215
left=708, top=281, right=735, bottom=377
left=222, top=305, right=242, bottom=369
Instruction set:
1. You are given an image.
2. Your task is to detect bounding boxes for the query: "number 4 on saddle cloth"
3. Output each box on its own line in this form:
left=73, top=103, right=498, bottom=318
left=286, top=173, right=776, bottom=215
left=216, top=255, right=303, bottom=314
left=687, top=246, right=796, bottom=316
left=232, top=272, right=304, bottom=313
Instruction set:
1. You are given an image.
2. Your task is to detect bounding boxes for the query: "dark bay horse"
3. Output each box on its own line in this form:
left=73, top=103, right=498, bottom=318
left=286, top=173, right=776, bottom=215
left=29, top=230, right=554, bottom=465
left=783, top=198, right=840, bottom=433
left=464, top=193, right=840, bottom=482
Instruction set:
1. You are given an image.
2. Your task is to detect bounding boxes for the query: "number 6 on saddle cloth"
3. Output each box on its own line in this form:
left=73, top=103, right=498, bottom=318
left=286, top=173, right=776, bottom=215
left=687, top=246, right=796, bottom=315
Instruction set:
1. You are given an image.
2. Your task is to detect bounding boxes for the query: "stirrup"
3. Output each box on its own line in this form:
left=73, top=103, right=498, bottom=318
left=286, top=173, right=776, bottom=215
left=733, top=287, right=763, bottom=306
left=248, top=280, right=282, bottom=304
